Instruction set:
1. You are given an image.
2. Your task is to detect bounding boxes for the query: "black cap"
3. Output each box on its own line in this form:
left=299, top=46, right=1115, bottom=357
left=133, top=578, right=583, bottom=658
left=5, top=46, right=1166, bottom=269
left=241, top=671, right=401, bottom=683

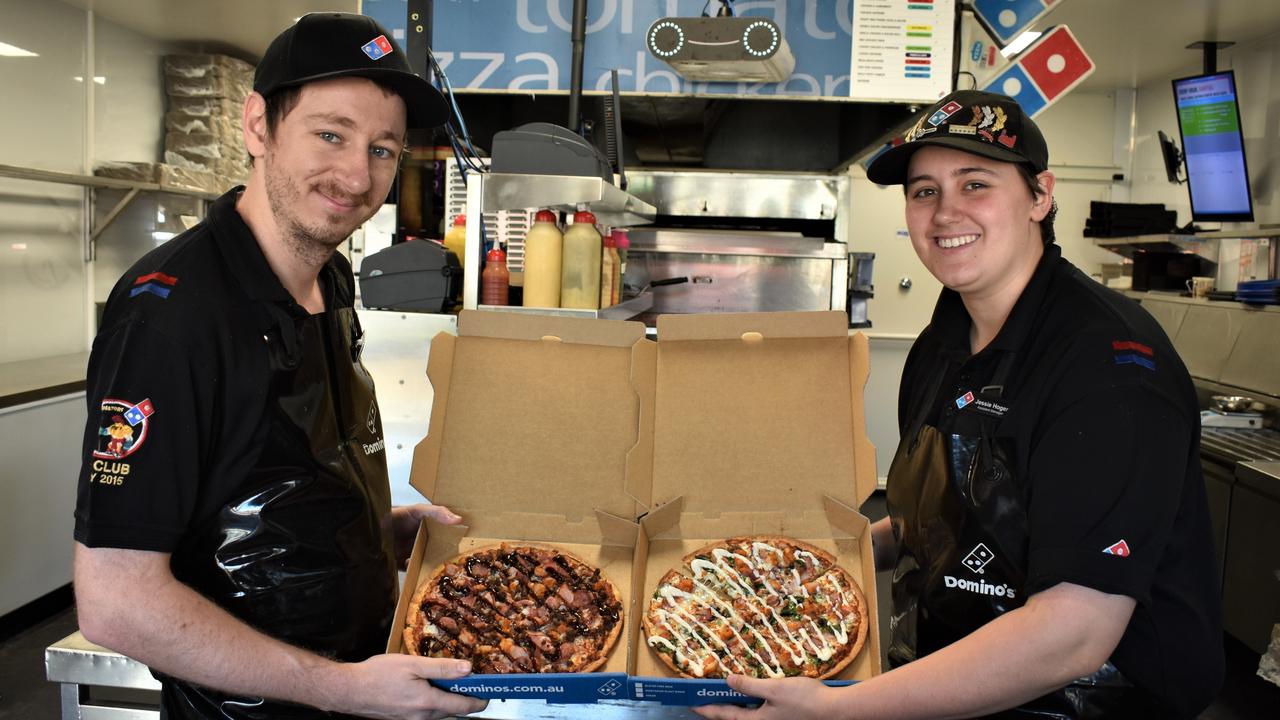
left=867, top=89, right=1048, bottom=185
left=254, top=12, right=448, bottom=129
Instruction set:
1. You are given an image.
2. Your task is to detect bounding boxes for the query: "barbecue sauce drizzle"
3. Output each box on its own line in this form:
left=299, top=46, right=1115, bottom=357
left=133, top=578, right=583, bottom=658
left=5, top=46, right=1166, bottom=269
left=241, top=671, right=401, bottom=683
left=417, top=547, right=621, bottom=673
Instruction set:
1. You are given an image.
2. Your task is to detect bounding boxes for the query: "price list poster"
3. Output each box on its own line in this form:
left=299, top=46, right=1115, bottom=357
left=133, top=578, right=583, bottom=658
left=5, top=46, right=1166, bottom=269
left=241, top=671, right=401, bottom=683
left=850, top=0, right=956, bottom=102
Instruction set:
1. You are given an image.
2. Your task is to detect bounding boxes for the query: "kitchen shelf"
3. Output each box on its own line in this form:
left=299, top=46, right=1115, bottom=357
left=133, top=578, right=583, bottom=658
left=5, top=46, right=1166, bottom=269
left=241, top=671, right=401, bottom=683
left=478, top=291, right=653, bottom=321
left=0, top=162, right=219, bottom=257
left=1092, top=234, right=1218, bottom=260
left=480, top=172, right=656, bottom=227
left=460, top=171, right=656, bottom=311
left=0, top=162, right=219, bottom=199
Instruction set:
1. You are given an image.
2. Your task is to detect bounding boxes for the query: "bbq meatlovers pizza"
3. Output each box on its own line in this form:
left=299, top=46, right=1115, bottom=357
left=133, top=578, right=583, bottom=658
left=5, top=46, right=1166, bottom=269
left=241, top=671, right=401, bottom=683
left=404, top=544, right=624, bottom=673
left=642, top=536, right=867, bottom=679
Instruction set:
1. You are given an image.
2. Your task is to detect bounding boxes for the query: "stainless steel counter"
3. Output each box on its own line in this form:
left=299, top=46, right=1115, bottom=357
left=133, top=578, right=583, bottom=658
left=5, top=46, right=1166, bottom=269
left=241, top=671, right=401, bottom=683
left=1237, top=461, right=1280, bottom=500
left=45, top=632, right=704, bottom=719
left=1200, top=427, right=1280, bottom=466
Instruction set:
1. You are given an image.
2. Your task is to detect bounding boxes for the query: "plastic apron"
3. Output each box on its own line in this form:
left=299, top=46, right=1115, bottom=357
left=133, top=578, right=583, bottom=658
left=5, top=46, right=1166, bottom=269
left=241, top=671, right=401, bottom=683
left=884, top=351, right=1149, bottom=719
left=162, top=300, right=397, bottom=719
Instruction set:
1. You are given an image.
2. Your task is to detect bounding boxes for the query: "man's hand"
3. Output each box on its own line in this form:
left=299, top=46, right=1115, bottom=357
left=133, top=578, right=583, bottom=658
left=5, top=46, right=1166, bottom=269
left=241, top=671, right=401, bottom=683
left=321, top=654, right=487, bottom=720
left=390, top=504, right=462, bottom=567
left=693, top=676, right=849, bottom=720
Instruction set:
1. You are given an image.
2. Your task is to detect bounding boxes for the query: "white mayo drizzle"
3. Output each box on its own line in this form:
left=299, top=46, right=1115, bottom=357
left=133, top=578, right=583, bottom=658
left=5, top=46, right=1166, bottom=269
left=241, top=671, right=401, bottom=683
left=794, top=549, right=822, bottom=568
left=651, top=541, right=855, bottom=677
left=648, top=635, right=676, bottom=651
left=690, top=566, right=801, bottom=667
left=798, top=627, right=833, bottom=661
left=669, top=580, right=787, bottom=675
left=658, top=601, right=736, bottom=677
left=751, top=541, right=785, bottom=566
left=791, top=569, right=810, bottom=597
left=805, top=617, right=835, bottom=660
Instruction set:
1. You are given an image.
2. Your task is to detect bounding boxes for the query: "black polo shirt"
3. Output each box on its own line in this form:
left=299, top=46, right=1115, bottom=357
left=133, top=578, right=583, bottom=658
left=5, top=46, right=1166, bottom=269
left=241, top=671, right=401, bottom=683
left=898, top=244, right=1224, bottom=717
left=74, top=187, right=355, bottom=552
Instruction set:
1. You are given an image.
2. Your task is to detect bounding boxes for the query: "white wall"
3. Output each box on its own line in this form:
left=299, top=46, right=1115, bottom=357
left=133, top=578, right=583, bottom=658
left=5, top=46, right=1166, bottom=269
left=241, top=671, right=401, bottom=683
left=0, top=0, right=91, bottom=363
left=0, top=0, right=179, bottom=615
left=851, top=91, right=1125, bottom=483
left=1129, top=29, right=1280, bottom=229
left=0, top=395, right=84, bottom=616
left=0, top=0, right=176, bottom=364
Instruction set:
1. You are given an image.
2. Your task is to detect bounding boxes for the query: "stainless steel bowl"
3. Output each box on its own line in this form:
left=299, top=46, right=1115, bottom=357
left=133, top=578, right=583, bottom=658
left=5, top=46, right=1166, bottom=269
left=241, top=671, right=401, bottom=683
left=1212, top=395, right=1257, bottom=413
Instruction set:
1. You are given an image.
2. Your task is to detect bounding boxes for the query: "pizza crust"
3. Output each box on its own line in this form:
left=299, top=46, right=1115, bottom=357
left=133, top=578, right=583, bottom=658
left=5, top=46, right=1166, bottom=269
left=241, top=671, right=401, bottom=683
left=647, top=535, right=868, bottom=680
left=640, top=569, right=692, bottom=678
left=403, top=542, right=624, bottom=673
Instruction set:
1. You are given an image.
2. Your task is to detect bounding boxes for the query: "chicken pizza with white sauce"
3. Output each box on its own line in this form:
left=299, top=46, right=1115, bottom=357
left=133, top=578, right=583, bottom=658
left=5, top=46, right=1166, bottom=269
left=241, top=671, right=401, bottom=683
left=642, top=536, right=867, bottom=679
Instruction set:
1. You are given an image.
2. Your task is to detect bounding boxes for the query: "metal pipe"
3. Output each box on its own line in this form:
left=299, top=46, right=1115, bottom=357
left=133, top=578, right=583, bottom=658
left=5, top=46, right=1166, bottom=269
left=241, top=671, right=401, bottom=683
left=568, top=0, right=587, bottom=132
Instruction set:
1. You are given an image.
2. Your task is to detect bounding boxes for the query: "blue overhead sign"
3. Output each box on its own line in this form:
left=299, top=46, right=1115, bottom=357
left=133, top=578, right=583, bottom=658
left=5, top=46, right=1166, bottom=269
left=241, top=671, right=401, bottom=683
left=363, top=0, right=860, bottom=99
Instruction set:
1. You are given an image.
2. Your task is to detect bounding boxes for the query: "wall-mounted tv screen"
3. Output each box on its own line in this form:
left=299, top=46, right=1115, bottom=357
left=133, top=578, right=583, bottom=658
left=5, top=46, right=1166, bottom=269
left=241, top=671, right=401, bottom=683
left=1172, top=70, right=1254, bottom=222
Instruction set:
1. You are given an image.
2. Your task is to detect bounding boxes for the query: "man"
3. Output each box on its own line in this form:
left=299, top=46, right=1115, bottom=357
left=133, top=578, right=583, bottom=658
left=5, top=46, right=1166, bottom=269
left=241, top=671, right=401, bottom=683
left=73, top=14, right=487, bottom=720
left=696, top=90, right=1223, bottom=719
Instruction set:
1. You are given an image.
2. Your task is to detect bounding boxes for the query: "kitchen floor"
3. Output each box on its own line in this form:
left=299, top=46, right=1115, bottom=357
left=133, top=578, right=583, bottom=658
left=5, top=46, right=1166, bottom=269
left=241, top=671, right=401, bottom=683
left=1, top=496, right=1276, bottom=719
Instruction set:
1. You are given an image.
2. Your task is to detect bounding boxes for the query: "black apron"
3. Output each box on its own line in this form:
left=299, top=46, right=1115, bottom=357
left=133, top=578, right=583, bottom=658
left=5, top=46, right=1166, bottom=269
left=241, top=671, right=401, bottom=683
left=162, top=298, right=397, bottom=719
left=885, top=351, right=1152, bottom=719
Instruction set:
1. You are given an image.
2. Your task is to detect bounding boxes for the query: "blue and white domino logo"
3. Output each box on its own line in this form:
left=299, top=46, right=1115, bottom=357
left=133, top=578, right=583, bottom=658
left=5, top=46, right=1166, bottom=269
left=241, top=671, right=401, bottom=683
left=598, top=679, right=622, bottom=696
left=972, top=0, right=1055, bottom=44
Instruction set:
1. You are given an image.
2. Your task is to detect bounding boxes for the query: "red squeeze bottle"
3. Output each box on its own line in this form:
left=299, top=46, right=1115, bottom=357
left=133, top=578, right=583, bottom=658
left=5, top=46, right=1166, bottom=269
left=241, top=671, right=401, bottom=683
left=482, top=242, right=510, bottom=306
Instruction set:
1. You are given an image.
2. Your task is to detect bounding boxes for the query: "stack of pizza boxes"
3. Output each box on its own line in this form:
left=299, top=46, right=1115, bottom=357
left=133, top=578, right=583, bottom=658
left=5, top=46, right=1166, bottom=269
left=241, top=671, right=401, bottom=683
left=392, top=310, right=881, bottom=707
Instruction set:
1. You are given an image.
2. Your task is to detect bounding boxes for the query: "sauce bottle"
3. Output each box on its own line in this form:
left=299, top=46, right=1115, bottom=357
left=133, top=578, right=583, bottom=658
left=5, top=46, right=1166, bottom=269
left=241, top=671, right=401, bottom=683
left=481, top=241, right=509, bottom=306
left=443, top=214, right=468, bottom=268
left=599, top=230, right=617, bottom=309
left=612, top=229, right=630, bottom=300
left=606, top=233, right=622, bottom=304
left=560, top=211, right=602, bottom=310
left=522, top=210, right=563, bottom=308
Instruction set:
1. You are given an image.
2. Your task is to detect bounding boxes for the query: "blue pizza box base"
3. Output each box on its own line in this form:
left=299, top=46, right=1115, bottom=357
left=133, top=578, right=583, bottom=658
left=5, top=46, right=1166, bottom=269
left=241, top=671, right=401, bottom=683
left=627, top=676, right=855, bottom=706
left=431, top=672, right=628, bottom=704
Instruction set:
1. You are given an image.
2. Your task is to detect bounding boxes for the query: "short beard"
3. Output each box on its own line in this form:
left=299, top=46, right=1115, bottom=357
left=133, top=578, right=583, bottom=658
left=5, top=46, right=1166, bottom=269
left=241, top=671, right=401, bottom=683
left=263, top=153, right=368, bottom=268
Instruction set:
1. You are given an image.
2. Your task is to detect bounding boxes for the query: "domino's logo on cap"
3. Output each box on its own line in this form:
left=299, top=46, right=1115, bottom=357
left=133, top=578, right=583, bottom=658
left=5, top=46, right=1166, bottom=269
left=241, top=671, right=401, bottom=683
left=361, top=34, right=394, bottom=61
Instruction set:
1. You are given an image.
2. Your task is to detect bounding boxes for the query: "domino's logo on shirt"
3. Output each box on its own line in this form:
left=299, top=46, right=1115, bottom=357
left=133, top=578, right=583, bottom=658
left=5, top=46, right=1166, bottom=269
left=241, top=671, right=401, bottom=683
left=361, top=34, right=394, bottom=61
left=955, top=391, right=975, bottom=409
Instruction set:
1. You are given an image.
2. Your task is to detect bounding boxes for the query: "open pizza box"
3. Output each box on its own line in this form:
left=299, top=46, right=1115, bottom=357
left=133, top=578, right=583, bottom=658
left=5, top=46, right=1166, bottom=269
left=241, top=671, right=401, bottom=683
left=389, top=311, right=654, bottom=704
left=391, top=309, right=880, bottom=707
left=625, top=311, right=880, bottom=706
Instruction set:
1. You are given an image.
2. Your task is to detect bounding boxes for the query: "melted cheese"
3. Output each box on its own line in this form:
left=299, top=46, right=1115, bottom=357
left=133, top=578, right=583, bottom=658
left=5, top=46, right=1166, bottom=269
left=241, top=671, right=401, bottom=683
left=652, top=540, right=855, bottom=677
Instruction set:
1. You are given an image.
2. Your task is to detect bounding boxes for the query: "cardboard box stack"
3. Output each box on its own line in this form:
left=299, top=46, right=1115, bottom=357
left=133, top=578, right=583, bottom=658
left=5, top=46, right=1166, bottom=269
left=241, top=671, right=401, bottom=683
left=162, top=54, right=253, bottom=183
left=391, top=310, right=879, bottom=707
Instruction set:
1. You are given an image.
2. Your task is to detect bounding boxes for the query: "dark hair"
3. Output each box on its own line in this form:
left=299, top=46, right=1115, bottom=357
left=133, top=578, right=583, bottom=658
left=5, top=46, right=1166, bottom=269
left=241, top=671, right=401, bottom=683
left=1015, top=163, right=1057, bottom=245
left=264, top=85, right=305, bottom=138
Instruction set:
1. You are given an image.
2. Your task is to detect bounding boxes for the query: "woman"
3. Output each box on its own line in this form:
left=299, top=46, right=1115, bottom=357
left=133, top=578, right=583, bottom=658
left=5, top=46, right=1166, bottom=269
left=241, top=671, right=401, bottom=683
left=696, top=90, right=1223, bottom=719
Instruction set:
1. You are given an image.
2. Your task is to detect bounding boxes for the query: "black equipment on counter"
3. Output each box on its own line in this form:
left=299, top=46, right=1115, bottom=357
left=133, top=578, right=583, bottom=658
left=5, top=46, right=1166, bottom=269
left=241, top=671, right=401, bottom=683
left=1130, top=250, right=1212, bottom=292
left=490, top=122, right=614, bottom=182
left=359, top=240, right=461, bottom=312
left=1084, top=201, right=1178, bottom=238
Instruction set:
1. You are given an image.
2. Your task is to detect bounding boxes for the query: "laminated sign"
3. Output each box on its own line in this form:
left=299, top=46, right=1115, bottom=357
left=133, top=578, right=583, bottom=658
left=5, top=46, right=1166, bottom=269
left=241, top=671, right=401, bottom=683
left=980, top=25, right=1094, bottom=118
left=972, top=0, right=1061, bottom=45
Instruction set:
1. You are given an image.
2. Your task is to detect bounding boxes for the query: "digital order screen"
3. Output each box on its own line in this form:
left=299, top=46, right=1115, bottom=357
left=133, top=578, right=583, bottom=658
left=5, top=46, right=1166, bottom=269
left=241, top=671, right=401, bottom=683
left=1173, top=71, right=1254, bottom=220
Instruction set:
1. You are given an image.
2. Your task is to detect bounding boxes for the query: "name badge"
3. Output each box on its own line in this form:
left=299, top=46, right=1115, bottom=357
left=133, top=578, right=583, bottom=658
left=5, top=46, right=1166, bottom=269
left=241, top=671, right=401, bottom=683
left=954, top=388, right=1010, bottom=418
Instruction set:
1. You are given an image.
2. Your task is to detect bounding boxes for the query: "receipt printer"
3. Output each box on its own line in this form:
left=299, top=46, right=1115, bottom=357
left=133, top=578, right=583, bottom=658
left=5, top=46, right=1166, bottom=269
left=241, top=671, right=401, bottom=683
left=359, top=239, right=460, bottom=312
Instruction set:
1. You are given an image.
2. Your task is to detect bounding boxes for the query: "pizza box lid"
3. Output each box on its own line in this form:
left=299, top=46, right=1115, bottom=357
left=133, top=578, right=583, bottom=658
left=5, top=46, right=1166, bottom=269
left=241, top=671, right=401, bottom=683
left=410, top=310, right=654, bottom=541
left=644, top=311, right=876, bottom=517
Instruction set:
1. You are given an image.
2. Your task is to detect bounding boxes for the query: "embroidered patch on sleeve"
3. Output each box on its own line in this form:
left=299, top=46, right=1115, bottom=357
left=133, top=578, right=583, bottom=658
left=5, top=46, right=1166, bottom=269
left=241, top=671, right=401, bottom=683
left=130, top=272, right=178, bottom=299
left=1112, top=340, right=1155, bottom=370
left=92, top=398, right=154, bottom=460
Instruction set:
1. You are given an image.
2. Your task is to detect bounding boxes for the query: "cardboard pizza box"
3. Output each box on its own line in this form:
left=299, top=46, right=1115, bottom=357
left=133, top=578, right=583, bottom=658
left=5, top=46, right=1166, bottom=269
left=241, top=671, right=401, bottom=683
left=388, top=311, right=654, bottom=704
left=391, top=309, right=879, bottom=707
left=626, top=311, right=880, bottom=706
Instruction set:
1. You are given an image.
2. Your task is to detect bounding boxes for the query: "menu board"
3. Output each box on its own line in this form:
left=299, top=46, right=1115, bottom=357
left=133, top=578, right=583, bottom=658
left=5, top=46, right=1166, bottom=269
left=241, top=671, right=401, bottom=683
left=850, top=0, right=955, bottom=102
